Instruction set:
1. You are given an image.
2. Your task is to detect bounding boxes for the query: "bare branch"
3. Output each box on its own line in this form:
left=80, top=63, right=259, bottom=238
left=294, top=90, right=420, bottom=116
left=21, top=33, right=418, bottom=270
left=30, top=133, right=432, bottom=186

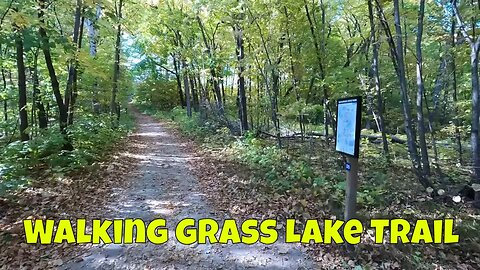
left=152, top=59, right=176, bottom=75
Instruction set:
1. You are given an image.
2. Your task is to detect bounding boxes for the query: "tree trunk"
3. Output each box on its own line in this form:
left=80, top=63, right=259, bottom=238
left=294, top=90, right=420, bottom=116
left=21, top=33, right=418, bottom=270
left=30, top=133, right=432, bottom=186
left=392, top=0, right=430, bottom=187
left=38, top=0, right=69, bottom=137
left=415, top=0, right=431, bottom=176
left=401, top=0, right=409, bottom=82
left=234, top=24, right=248, bottom=133
left=423, top=91, right=441, bottom=175
left=87, top=5, right=101, bottom=113
left=221, top=78, right=226, bottom=108
left=452, top=1, right=480, bottom=187
left=15, top=26, right=29, bottom=141
left=196, top=75, right=208, bottom=120
left=65, top=0, right=83, bottom=125
left=368, top=0, right=388, bottom=155
left=182, top=61, right=192, bottom=118
left=173, top=55, right=185, bottom=108
left=31, top=85, right=36, bottom=137
left=270, top=69, right=281, bottom=148
left=32, top=51, right=47, bottom=129
left=1, top=69, right=7, bottom=124
left=467, top=39, right=480, bottom=187
left=319, top=0, right=328, bottom=138
left=69, top=15, right=85, bottom=124
left=304, top=0, right=328, bottom=138
left=471, top=44, right=480, bottom=185
left=190, top=76, right=199, bottom=112
left=284, top=6, right=305, bottom=140
left=450, top=19, right=463, bottom=164
left=196, top=16, right=224, bottom=115
left=111, top=0, right=123, bottom=125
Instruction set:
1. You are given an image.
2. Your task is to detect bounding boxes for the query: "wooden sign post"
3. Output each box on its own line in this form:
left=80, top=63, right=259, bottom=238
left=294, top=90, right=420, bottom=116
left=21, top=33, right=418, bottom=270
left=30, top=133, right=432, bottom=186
left=335, top=96, right=362, bottom=251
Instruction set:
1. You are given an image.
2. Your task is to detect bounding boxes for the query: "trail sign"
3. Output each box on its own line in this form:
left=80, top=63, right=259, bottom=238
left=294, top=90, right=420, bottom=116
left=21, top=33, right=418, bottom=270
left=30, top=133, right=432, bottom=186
left=335, top=96, right=362, bottom=254
left=335, top=97, right=362, bottom=158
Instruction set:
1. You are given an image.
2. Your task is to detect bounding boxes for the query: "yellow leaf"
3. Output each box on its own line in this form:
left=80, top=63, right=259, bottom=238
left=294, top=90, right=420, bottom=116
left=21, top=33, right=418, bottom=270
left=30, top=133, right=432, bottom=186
left=12, top=12, right=29, bottom=29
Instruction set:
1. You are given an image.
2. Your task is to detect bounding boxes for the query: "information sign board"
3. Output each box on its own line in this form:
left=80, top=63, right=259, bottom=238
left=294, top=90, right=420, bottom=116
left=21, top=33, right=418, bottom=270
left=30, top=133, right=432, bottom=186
left=335, top=97, right=362, bottom=158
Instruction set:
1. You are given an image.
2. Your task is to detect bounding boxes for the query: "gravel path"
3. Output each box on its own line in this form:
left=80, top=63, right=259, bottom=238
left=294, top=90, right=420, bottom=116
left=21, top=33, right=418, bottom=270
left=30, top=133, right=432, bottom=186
left=63, top=111, right=317, bottom=270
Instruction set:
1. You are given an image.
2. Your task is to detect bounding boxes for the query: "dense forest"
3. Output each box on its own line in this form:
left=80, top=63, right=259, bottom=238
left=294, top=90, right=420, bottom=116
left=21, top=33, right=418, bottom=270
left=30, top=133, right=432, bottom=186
left=128, top=0, right=480, bottom=193
left=1, top=0, right=480, bottom=268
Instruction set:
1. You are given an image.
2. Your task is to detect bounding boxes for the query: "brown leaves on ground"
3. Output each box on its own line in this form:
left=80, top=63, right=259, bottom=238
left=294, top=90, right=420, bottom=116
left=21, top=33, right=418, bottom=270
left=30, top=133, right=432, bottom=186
left=185, top=145, right=360, bottom=268
left=0, top=135, right=142, bottom=269
left=175, top=133, right=480, bottom=269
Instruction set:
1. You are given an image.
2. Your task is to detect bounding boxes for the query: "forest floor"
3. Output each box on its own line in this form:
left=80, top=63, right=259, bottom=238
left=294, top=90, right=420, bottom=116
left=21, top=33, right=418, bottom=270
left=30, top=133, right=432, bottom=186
left=2, top=108, right=479, bottom=269
left=62, top=110, right=317, bottom=269
left=0, top=109, right=316, bottom=269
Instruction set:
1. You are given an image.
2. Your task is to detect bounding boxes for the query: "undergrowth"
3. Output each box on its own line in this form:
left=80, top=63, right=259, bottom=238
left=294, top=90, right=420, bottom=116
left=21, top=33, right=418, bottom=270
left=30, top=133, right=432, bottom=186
left=139, top=104, right=480, bottom=269
left=137, top=105, right=475, bottom=211
left=138, top=105, right=350, bottom=207
left=0, top=113, right=134, bottom=196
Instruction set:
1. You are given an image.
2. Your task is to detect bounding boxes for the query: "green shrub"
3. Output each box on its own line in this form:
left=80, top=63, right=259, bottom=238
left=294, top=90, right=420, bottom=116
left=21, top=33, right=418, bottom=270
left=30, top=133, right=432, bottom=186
left=0, top=112, right=134, bottom=195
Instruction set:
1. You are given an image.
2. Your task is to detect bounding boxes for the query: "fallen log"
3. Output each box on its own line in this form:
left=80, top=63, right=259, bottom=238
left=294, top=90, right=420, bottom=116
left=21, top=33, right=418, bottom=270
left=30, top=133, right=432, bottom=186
left=361, top=134, right=406, bottom=144
left=259, top=130, right=406, bottom=144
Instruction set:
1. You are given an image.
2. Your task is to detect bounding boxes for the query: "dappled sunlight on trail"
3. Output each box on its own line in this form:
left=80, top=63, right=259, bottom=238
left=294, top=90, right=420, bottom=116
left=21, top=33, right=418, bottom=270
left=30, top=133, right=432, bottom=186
left=63, top=110, right=315, bottom=270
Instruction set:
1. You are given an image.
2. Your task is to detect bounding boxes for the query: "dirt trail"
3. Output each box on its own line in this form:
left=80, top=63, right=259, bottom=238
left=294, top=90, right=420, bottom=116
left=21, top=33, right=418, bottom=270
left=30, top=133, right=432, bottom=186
left=63, top=111, right=316, bottom=270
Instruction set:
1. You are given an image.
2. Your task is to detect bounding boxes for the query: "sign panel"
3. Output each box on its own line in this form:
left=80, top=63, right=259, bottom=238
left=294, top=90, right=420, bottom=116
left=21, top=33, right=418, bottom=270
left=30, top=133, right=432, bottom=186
left=335, top=96, right=362, bottom=158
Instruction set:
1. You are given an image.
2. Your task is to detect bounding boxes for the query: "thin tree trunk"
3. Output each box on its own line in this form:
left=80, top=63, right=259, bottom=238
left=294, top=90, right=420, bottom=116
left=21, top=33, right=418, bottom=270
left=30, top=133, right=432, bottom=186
left=450, top=19, right=463, bottom=164
left=31, top=86, right=36, bottom=137
left=173, top=55, right=185, bottom=108
left=234, top=23, right=248, bottom=133
left=319, top=0, right=328, bottom=138
left=432, top=57, right=447, bottom=121
left=284, top=6, right=304, bottom=140
left=0, top=45, right=6, bottom=128
left=401, top=0, right=410, bottom=82
left=368, top=0, right=388, bottom=155
left=87, top=5, right=101, bottom=113
left=270, top=69, right=281, bottom=148
left=69, top=15, right=85, bottom=124
left=197, top=75, right=207, bottom=120
left=1, top=69, right=7, bottom=124
left=14, top=25, right=29, bottom=141
left=221, top=78, right=226, bottom=107
left=65, top=0, right=83, bottom=125
left=38, top=0, right=69, bottom=140
left=392, top=0, right=430, bottom=187
left=197, top=16, right=224, bottom=115
left=182, top=61, right=192, bottom=118
left=304, top=0, right=328, bottom=138
left=470, top=45, right=480, bottom=186
left=248, top=72, right=253, bottom=130
left=190, top=76, right=199, bottom=112
left=111, top=0, right=123, bottom=125
left=415, top=0, right=431, bottom=175
left=423, top=91, right=441, bottom=175
left=32, top=50, right=47, bottom=129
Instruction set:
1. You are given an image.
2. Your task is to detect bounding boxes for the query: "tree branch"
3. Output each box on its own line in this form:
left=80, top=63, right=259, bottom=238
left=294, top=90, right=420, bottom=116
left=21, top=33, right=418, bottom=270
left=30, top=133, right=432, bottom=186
left=53, top=2, right=65, bottom=36
left=452, top=0, right=473, bottom=45
left=0, top=0, right=15, bottom=29
left=152, top=59, right=176, bottom=75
